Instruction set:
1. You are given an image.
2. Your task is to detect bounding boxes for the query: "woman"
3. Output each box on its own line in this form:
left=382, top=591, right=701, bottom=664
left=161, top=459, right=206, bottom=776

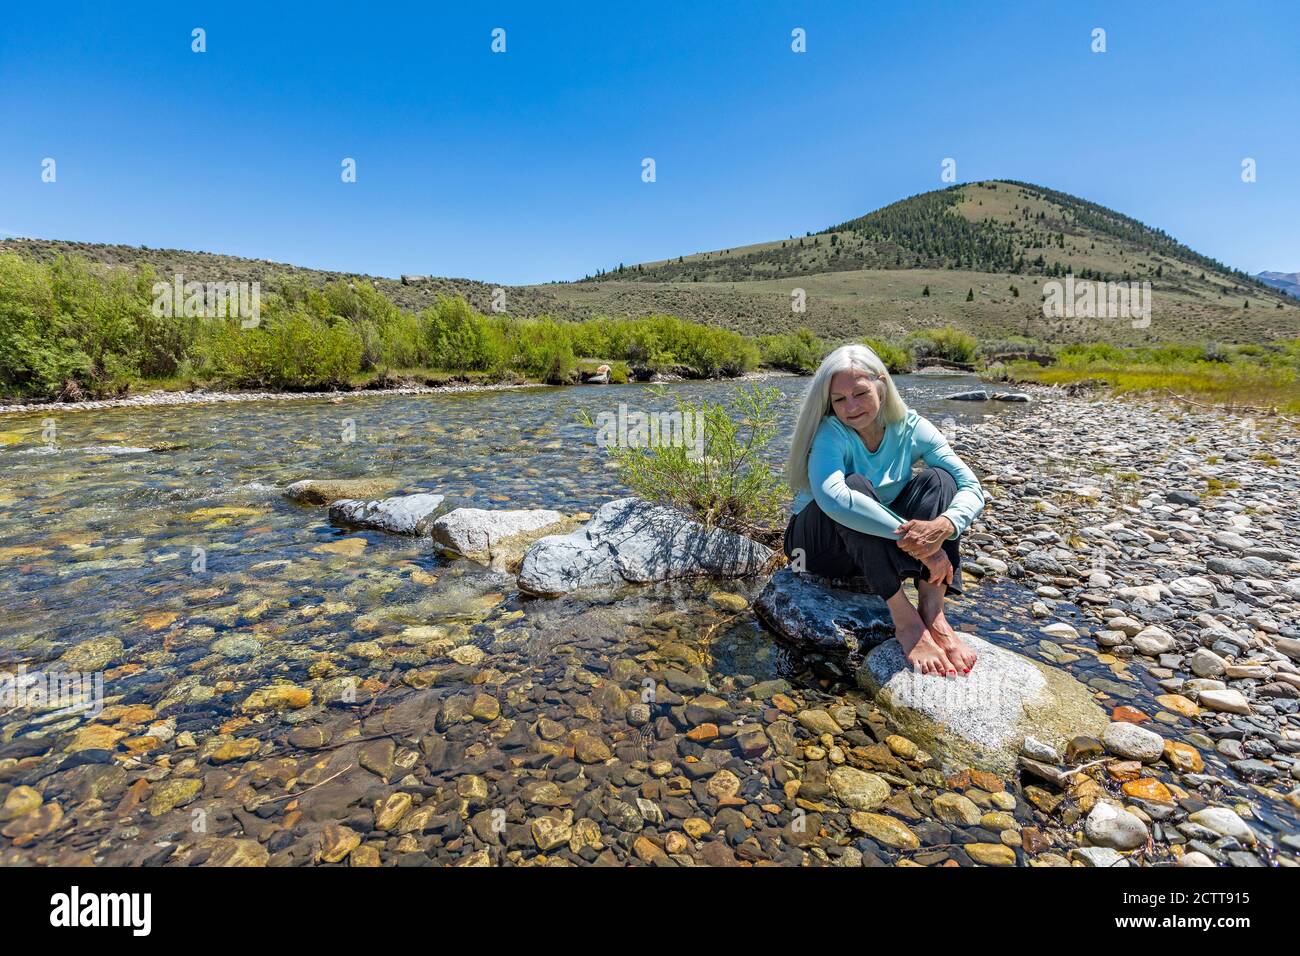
left=784, top=344, right=985, bottom=677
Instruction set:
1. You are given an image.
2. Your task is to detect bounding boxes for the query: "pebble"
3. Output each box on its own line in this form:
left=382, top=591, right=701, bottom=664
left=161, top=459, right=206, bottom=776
left=1102, top=722, right=1165, bottom=763
left=1085, top=802, right=1149, bottom=851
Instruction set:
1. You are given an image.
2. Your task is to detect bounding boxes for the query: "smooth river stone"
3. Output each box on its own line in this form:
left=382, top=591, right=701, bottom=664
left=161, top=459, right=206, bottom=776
left=283, top=477, right=399, bottom=505
left=753, top=568, right=892, bottom=654
left=432, top=507, right=576, bottom=568
left=517, top=497, right=773, bottom=597
left=329, top=493, right=447, bottom=535
left=855, top=633, right=1108, bottom=775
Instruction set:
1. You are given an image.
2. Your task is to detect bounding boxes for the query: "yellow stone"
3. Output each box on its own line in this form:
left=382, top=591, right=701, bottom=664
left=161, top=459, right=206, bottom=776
left=123, top=735, right=164, bottom=755
left=966, top=842, right=1017, bottom=866
left=313, top=538, right=368, bottom=557
left=210, top=738, right=262, bottom=763
left=683, top=817, right=711, bottom=839
left=241, top=685, right=312, bottom=712
left=350, top=844, right=382, bottom=866
left=0, top=786, right=43, bottom=822
left=1162, top=740, right=1205, bottom=773
left=848, top=811, right=920, bottom=850
left=141, top=611, right=179, bottom=631
left=374, top=792, right=413, bottom=830
left=1155, top=694, right=1200, bottom=718
left=94, top=703, right=153, bottom=727
left=769, top=693, right=798, bottom=714
left=66, top=724, right=127, bottom=753
left=885, top=735, right=918, bottom=760
left=186, top=506, right=261, bottom=521
left=319, top=824, right=362, bottom=863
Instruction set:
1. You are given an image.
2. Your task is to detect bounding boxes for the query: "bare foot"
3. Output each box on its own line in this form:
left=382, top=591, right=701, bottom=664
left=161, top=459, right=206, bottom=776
left=920, top=604, right=977, bottom=674
left=894, top=615, right=956, bottom=676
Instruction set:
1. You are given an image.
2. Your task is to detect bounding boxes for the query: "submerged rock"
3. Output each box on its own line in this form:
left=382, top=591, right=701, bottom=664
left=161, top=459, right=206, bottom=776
left=517, top=497, right=773, bottom=597
left=855, top=633, right=1108, bottom=775
left=329, top=493, right=447, bottom=535
left=432, top=507, right=577, bottom=569
left=753, top=568, right=892, bottom=654
left=284, top=478, right=400, bottom=506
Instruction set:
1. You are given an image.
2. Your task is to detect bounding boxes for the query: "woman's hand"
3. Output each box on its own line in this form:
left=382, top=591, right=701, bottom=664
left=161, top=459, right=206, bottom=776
left=895, top=516, right=955, bottom=559
left=919, top=548, right=954, bottom=588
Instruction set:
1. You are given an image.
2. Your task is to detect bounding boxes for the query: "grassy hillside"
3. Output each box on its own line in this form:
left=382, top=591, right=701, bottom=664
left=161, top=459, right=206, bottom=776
left=4, top=180, right=1298, bottom=348
left=0, top=237, right=571, bottom=318
left=562, top=180, right=1299, bottom=345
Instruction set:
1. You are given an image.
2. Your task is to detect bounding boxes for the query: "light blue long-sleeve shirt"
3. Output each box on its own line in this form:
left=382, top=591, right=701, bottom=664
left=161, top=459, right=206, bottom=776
left=792, top=410, right=985, bottom=540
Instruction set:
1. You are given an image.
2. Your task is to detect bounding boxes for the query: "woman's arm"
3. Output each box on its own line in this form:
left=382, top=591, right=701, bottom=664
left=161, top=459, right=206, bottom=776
left=807, top=423, right=905, bottom=539
left=913, top=415, right=985, bottom=540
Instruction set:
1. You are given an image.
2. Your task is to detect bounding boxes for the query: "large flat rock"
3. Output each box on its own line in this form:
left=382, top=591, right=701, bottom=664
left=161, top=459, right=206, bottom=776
left=753, top=568, right=892, bottom=654
left=517, top=497, right=774, bottom=597
left=856, top=633, right=1108, bottom=775
left=328, top=493, right=447, bottom=535
left=432, top=507, right=579, bottom=570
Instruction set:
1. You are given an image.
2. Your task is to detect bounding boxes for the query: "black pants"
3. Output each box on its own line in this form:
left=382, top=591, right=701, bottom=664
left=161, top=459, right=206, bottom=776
left=783, top=467, right=963, bottom=599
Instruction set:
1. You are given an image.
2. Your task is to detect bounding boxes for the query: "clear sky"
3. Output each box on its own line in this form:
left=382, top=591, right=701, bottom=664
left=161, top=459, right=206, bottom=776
left=2, top=1, right=1297, bottom=284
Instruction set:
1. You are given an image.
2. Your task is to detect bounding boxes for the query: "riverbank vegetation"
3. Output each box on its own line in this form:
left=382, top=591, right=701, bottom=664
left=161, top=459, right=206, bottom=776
left=2, top=252, right=1297, bottom=415
left=989, top=341, right=1300, bottom=415
left=0, top=253, right=761, bottom=399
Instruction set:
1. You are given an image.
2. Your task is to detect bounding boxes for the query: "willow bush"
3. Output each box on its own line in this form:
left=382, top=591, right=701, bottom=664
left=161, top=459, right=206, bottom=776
left=579, top=383, right=789, bottom=544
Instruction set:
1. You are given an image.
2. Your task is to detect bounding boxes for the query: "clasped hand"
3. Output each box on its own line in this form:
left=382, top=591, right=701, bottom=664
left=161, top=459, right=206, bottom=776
left=895, top=517, right=956, bottom=587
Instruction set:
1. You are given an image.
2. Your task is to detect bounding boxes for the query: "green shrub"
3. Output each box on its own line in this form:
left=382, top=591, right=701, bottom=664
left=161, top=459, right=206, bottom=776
left=1056, top=343, right=1127, bottom=367
left=420, top=296, right=508, bottom=372
left=907, top=327, right=978, bottom=365
left=578, top=383, right=789, bottom=543
left=0, top=253, right=186, bottom=397
left=862, top=337, right=914, bottom=374
left=504, top=317, right=576, bottom=383
left=195, top=308, right=363, bottom=389
left=759, top=328, right=826, bottom=373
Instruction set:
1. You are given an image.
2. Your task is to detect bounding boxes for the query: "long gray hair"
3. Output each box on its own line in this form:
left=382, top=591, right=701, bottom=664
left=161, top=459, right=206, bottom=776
left=784, top=344, right=908, bottom=493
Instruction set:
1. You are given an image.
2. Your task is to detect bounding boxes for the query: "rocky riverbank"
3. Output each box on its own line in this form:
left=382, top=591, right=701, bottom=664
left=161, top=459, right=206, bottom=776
left=0, top=382, right=547, bottom=417
left=1, top=383, right=1296, bottom=867
left=0, top=369, right=798, bottom=418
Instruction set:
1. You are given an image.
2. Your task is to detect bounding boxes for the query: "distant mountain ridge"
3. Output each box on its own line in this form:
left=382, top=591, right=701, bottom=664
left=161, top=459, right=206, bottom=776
left=1257, top=271, right=1300, bottom=299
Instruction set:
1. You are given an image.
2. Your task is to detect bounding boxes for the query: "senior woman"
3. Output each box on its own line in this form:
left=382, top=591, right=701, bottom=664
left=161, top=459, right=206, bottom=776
left=783, top=344, right=986, bottom=677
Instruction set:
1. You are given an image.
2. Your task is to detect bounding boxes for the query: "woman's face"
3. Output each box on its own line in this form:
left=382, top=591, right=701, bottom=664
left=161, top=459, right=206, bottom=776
left=828, top=369, right=882, bottom=431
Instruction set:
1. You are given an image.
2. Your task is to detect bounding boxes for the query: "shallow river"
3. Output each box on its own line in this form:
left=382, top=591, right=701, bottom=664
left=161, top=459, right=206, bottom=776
left=1, top=373, right=1293, bottom=864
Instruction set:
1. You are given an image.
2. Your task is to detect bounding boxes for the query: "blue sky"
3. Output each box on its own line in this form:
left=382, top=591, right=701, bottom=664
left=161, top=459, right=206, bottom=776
left=2, top=1, right=1297, bottom=284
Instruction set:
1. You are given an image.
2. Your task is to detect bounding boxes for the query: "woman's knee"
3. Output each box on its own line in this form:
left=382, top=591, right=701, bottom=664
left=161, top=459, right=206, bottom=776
left=916, top=466, right=957, bottom=509
left=845, top=472, right=879, bottom=499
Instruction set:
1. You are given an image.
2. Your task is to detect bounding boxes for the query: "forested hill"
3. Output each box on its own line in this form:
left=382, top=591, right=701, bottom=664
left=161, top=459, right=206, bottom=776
left=592, top=180, right=1274, bottom=295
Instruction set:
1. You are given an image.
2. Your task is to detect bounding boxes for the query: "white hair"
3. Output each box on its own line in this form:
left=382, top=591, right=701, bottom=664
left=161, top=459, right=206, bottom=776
left=784, top=344, right=909, bottom=493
